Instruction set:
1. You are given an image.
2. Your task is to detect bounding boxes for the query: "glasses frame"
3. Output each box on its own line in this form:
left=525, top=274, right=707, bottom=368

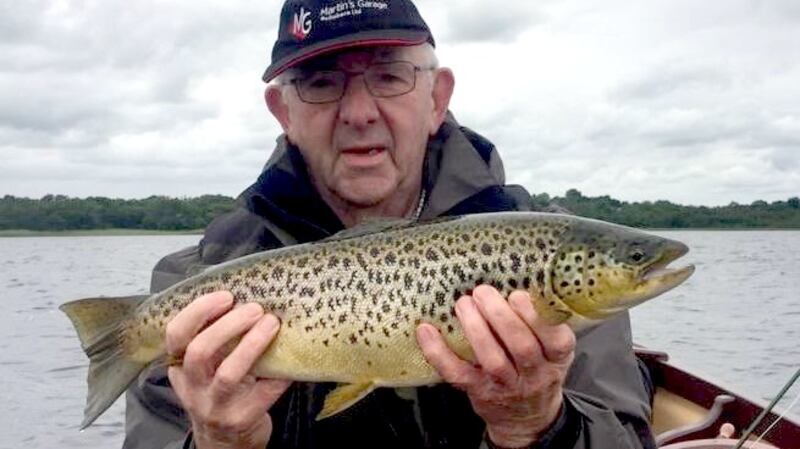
left=284, top=60, right=438, bottom=104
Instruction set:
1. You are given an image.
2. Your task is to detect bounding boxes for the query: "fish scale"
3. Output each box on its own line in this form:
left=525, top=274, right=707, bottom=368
left=60, top=211, right=694, bottom=427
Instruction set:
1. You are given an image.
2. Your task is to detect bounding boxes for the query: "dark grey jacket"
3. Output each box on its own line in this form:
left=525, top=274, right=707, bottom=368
left=123, top=117, right=656, bottom=449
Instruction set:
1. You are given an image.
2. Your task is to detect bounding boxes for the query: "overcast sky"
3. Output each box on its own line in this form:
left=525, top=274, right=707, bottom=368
left=1, top=0, right=798, bottom=206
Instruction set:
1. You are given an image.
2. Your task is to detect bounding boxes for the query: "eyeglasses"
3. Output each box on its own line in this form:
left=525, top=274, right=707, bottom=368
left=285, top=61, right=437, bottom=104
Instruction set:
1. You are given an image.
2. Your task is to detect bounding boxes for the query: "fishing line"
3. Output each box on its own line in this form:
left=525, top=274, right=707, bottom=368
left=734, top=366, right=800, bottom=449
left=752, top=389, right=800, bottom=446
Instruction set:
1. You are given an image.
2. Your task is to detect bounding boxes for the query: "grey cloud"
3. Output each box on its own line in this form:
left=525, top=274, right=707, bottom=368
left=437, top=1, right=546, bottom=43
left=611, top=61, right=732, bottom=103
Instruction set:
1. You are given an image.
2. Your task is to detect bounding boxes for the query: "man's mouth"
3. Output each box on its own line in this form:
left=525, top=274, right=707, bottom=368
left=341, top=147, right=386, bottom=156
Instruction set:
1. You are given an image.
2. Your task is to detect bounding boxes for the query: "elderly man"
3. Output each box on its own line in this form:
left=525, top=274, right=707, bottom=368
left=123, top=1, right=655, bottom=448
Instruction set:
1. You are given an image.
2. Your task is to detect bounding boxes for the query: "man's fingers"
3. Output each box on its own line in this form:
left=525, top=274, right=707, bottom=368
left=530, top=318, right=576, bottom=364
left=472, top=286, right=543, bottom=374
left=416, top=323, right=477, bottom=389
left=183, top=302, right=265, bottom=382
left=455, top=295, right=517, bottom=384
left=508, top=290, right=538, bottom=328
left=165, top=291, right=234, bottom=357
left=213, top=314, right=280, bottom=390
left=509, top=289, right=576, bottom=364
left=251, top=379, right=293, bottom=412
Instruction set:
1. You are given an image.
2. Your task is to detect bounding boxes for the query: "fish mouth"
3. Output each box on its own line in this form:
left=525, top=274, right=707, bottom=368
left=639, top=241, right=695, bottom=294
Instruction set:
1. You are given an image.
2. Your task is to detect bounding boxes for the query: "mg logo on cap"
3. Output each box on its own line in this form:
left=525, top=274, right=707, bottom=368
left=291, top=6, right=312, bottom=40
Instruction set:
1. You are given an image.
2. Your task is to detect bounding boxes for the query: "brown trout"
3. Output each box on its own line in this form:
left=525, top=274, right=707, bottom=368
left=61, top=212, right=694, bottom=428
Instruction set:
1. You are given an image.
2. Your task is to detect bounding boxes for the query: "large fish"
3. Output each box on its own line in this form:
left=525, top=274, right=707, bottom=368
left=61, top=212, right=694, bottom=428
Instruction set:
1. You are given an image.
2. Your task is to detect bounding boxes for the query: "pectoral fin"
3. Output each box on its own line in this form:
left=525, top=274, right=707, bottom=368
left=317, top=382, right=376, bottom=420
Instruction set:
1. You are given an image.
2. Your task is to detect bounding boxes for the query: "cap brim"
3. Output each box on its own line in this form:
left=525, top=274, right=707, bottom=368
left=262, top=29, right=430, bottom=82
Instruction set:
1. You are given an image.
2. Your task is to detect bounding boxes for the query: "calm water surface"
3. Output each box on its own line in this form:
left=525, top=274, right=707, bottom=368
left=0, top=231, right=798, bottom=449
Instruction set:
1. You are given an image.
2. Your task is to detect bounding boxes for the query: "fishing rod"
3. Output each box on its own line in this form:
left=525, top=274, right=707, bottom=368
left=753, top=390, right=800, bottom=445
left=734, top=366, right=800, bottom=449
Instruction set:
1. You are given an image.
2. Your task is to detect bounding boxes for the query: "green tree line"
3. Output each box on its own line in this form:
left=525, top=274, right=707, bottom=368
left=0, top=194, right=236, bottom=231
left=1, top=191, right=798, bottom=231
left=534, top=189, right=800, bottom=228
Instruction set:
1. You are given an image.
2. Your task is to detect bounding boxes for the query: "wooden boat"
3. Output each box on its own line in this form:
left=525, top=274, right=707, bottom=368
left=636, top=348, right=800, bottom=448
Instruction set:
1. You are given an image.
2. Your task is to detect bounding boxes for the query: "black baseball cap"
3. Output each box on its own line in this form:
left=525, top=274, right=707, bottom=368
left=263, top=0, right=435, bottom=82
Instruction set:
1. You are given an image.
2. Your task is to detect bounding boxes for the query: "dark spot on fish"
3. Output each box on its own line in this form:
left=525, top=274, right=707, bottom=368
left=508, top=278, right=518, bottom=289
left=385, top=253, right=397, bottom=265
left=447, top=324, right=454, bottom=334
left=536, top=270, right=545, bottom=287
left=401, top=370, right=408, bottom=376
left=221, top=272, right=232, bottom=283
left=367, top=360, right=372, bottom=366
left=480, top=243, right=493, bottom=256
left=575, top=255, right=583, bottom=263
left=349, top=334, right=357, bottom=344
left=425, top=248, right=439, bottom=262
left=339, top=314, right=348, bottom=324
left=435, top=291, right=446, bottom=306
left=565, top=265, right=571, bottom=272
left=297, top=257, right=309, bottom=268
left=549, top=301, right=556, bottom=306
left=369, top=247, right=381, bottom=258
left=328, top=256, right=340, bottom=268
left=523, top=277, right=532, bottom=289
left=560, top=281, right=569, bottom=288
left=588, top=251, right=596, bottom=258
left=574, top=280, right=581, bottom=286
left=588, top=279, right=595, bottom=286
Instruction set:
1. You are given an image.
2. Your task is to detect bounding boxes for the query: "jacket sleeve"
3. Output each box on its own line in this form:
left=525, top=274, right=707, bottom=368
left=479, top=313, right=656, bottom=449
left=562, top=312, right=656, bottom=449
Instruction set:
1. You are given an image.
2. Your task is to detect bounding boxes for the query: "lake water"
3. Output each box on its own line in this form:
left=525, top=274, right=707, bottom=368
left=1, top=231, right=798, bottom=449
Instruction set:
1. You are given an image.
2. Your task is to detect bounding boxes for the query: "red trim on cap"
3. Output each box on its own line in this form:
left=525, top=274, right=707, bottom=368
left=266, top=37, right=428, bottom=81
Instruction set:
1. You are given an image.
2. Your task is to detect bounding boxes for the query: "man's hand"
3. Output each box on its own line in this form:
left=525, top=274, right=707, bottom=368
left=416, top=285, right=575, bottom=448
left=166, top=291, right=292, bottom=449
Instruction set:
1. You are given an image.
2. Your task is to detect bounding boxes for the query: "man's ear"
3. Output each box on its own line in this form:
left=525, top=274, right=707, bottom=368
left=266, top=85, right=291, bottom=133
left=429, top=68, right=455, bottom=135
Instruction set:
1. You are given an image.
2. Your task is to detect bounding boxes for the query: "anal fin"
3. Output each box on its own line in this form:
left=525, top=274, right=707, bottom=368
left=317, top=382, right=376, bottom=420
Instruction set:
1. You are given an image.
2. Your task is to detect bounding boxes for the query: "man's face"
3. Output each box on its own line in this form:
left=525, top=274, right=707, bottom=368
left=269, top=45, right=448, bottom=208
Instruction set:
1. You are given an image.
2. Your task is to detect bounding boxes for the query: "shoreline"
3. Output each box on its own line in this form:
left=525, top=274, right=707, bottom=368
left=1, top=227, right=798, bottom=238
left=0, top=229, right=203, bottom=237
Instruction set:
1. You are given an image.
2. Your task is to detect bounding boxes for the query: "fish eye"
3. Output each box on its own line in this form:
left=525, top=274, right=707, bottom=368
left=630, top=249, right=646, bottom=262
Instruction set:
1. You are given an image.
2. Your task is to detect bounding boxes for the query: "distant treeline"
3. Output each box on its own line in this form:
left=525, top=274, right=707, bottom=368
left=0, top=194, right=236, bottom=231
left=536, top=189, right=800, bottom=229
left=1, top=190, right=799, bottom=231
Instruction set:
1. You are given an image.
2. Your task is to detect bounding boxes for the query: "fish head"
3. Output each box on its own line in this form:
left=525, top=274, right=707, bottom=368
left=549, top=219, right=695, bottom=320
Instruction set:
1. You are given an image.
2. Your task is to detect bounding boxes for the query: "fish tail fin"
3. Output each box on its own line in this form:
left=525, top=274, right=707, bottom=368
left=60, top=295, right=150, bottom=429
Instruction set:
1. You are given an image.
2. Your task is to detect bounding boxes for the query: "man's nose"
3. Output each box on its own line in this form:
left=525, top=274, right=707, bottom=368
left=338, top=75, right=380, bottom=128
